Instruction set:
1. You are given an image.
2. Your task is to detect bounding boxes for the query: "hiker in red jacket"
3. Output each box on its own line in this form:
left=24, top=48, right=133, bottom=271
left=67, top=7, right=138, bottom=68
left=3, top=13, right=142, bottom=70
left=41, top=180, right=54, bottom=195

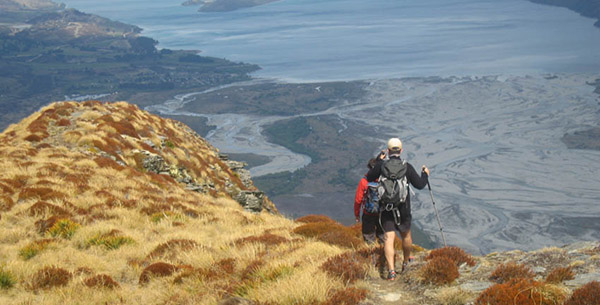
left=354, top=158, right=384, bottom=245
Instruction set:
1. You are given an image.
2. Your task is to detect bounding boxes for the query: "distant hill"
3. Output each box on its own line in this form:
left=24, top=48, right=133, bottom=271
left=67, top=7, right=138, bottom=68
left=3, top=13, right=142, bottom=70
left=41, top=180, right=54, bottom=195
left=0, top=1, right=259, bottom=131
left=530, top=0, right=600, bottom=28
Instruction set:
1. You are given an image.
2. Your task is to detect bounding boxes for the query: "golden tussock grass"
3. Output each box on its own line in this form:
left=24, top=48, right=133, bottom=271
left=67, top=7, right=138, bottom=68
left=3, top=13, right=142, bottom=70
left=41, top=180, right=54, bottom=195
left=435, top=287, right=476, bottom=305
left=0, top=101, right=368, bottom=304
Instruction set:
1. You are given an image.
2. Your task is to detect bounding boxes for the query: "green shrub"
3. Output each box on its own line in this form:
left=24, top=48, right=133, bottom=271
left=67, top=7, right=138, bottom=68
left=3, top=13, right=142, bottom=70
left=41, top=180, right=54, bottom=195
left=47, top=219, right=80, bottom=239
left=86, top=233, right=135, bottom=250
left=0, top=267, right=16, bottom=289
left=19, top=239, right=55, bottom=260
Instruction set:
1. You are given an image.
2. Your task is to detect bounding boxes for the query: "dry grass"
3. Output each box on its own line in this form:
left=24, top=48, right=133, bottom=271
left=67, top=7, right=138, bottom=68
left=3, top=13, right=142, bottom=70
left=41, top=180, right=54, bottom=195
left=0, top=101, right=362, bottom=304
left=434, top=287, right=475, bottom=305
left=545, top=266, right=575, bottom=284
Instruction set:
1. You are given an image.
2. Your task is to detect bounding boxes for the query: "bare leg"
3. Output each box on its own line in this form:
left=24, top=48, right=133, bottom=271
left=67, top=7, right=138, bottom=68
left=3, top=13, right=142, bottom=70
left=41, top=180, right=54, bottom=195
left=384, top=231, right=396, bottom=271
left=400, top=229, right=412, bottom=264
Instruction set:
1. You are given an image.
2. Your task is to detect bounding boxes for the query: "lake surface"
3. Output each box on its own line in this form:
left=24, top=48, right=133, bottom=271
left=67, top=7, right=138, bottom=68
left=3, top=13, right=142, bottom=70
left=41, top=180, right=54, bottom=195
left=60, top=0, right=600, bottom=81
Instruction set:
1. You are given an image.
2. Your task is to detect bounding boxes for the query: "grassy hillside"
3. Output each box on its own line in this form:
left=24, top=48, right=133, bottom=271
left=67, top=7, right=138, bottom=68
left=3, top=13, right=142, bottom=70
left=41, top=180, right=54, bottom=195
left=0, top=101, right=378, bottom=304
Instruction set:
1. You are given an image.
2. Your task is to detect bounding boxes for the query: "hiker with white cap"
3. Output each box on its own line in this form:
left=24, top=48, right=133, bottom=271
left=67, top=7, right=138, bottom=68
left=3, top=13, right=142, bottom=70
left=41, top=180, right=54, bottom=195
left=366, top=137, right=430, bottom=281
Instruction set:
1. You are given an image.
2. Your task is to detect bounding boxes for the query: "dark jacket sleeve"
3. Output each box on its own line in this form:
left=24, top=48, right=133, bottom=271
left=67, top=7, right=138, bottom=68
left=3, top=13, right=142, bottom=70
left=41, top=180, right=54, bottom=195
left=406, top=163, right=428, bottom=190
left=366, top=159, right=383, bottom=182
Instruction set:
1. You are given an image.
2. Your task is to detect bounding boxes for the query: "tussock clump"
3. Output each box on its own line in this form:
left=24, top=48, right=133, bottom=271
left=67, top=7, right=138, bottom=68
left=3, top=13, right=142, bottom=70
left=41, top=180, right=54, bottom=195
left=321, top=250, right=369, bottom=284
left=240, top=259, right=266, bottom=282
left=24, top=134, right=47, bottom=142
left=19, top=238, right=56, bottom=260
left=139, top=262, right=178, bottom=284
left=30, top=266, right=72, bottom=290
left=0, top=267, right=16, bottom=289
left=476, top=279, right=566, bottom=305
left=20, top=187, right=67, bottom=202
left=489, top=262, right=535, bottom=284
left=47, top=219, right=80, bottom=239
left=323, top=287, right=368, bottom=305
left=545, top=266, right=575, bottom=284
left=1, top=176, right=27, bottom=190
left=28, top=201, right=71, bottom=217
left=86, top=230, right=135, bottom=250
left=293, top=221, right=341, bottom=238
left=35, top=215, right=64, bottom=234
left=150, top=211, right=184, bottom=223
left=434, top=287, right=475, bottom=305
left=216, top=258, right=236, bottom=274
left=146, top=239, right=199, bottom=261
left=420, top=256, right=459, bottom=285
left=296, top=214, right=335, bottom=223
left=293, top=221, right=363, bottom=248
left=564, top=281, right=600, bottom=305
left=318, top=230, right=363, bottom=249
left=93, top=156, right=124, bottom=170
left=56, top=118, right=71, bottom=127
left=234, top=264, right=295, bottom=297
left=0, top=195, right=14, bottom=211
left=0, top=181, right=13, bottom=193
left=234, top=232, right=289, bottom=247
left=75, top=267, right=95, bottom=276
left=83, top=274, right=120, bottom=289
left=426, top=246, right=476, bottom=266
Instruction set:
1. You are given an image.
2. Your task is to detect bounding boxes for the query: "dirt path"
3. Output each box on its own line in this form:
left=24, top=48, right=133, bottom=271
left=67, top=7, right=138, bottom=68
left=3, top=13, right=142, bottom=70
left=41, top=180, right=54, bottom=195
left=363, top=276, right=422, bottom=305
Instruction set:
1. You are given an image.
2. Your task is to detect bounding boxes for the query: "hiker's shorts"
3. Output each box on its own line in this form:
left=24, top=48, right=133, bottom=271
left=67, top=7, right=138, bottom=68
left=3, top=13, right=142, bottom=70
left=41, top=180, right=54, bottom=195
left=361, top=213, right=384, bottom=244
left=380, top=204, right=411, bottom=233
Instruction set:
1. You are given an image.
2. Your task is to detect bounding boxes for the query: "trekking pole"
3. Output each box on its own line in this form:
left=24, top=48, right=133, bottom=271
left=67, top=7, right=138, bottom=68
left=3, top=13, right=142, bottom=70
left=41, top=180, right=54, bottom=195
left=427, top=181, right=447, bottom=247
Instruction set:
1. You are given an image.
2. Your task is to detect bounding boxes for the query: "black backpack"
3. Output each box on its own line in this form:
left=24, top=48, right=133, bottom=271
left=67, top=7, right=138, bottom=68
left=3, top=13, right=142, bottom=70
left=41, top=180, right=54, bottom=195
left=378, top=158, right=409, bottom=211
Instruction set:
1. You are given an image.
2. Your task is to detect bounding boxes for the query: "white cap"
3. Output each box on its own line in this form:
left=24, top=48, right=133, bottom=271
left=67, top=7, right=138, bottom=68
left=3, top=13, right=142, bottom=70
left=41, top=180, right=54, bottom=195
left=387, top=138, right=402, bottom=151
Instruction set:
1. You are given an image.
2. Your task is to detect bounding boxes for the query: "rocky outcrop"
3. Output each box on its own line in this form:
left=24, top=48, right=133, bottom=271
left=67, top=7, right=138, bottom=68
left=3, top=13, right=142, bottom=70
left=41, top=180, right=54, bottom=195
left=218, top=153, right=276, bottom=213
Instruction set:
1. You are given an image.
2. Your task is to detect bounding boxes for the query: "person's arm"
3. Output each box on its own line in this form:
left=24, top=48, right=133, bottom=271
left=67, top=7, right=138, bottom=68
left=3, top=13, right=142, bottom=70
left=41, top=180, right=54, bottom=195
left=406, top=163, right=429, bottom=190
left=366, top=151, right=386, bottom=181
left=354, top=178, right=368, bottom=221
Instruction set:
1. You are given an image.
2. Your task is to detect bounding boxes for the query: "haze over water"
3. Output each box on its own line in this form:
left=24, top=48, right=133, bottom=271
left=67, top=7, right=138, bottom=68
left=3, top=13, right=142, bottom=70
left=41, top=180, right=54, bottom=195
left=60, top=0, right=600, bottom=81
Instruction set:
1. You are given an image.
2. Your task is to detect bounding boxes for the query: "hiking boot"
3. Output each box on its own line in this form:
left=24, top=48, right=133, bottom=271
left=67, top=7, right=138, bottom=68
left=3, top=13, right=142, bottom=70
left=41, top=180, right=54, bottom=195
left=387, top=270, right=397, bottom=281
left=400, top=262, right=409, bottom=273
